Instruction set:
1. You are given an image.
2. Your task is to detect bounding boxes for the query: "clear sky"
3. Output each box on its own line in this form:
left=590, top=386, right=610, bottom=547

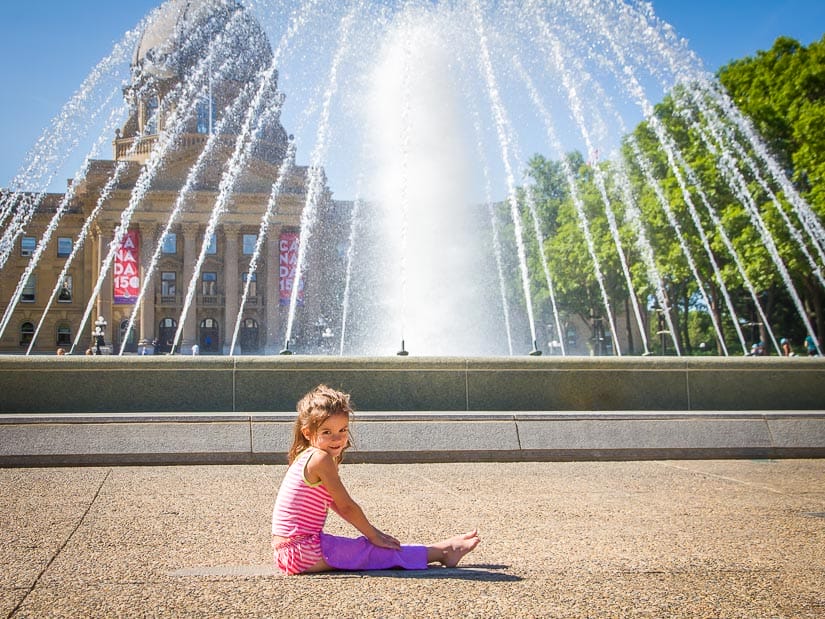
left=0, top=0, right=823, bottom=191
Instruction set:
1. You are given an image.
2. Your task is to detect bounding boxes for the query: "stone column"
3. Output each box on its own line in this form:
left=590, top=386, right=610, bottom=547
left=265, top=229, right=281, bottom=353
left=181, top=223, right=200, bottom=354
left=139, top=223, right=158, bottom=352
left=95, top=226, right=113, bottom=353
left=223, top=224, right=240, bottom=354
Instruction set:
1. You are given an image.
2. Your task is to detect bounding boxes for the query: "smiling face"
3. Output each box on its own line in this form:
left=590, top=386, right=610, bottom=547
left=303, top=411, right=350, bottom=459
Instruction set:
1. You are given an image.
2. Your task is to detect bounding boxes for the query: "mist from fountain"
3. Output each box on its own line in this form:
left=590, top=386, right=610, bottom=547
left=0, top=25, right=145, bottom=271
left=282, top=2, right=363, bottom=350
left=119, top=57, right=259, bottom=355
left=2, top=0, right=823, bottom=357
left=229, top=139, right=296, bottom=355
left=0, top=104, right=124, bottom=343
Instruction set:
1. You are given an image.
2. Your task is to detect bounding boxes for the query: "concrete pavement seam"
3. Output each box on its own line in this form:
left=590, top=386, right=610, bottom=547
left=8, top=468, right=112, bottom=618
left=763, top=413, right=778, bottom=449
left=656, top=461, right=790, bottom=496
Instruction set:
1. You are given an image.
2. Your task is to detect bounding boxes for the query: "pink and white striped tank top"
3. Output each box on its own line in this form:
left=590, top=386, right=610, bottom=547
left=272, top=448, right=333, bottom=537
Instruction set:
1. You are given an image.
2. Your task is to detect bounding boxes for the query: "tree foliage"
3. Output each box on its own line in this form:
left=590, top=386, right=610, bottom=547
left=516, top=36, right=825, bottom=355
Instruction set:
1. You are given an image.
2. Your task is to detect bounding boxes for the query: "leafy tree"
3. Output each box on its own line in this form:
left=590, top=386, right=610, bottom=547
left=516, top=36, right=825, bottom=355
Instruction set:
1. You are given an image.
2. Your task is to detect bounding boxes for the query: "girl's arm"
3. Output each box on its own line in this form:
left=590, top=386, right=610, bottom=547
left=309, top=450, right=400, bottom=550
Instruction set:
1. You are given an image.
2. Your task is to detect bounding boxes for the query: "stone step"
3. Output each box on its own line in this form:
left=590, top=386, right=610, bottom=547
left=2, top=410, right=823, bottom=466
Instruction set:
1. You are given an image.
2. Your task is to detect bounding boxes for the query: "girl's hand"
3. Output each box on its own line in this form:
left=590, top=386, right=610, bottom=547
left=369, top=528, right=401, bottom=550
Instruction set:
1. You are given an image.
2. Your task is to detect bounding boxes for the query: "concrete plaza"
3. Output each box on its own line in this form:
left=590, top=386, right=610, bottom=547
left=2, top=459, right=824, bottom=618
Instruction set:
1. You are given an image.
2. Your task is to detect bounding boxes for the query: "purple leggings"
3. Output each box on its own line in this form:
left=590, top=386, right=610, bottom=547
left=320, top=533, right=428, bottom=571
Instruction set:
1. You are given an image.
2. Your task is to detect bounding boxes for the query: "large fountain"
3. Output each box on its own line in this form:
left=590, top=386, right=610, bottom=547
left=0, top=0, right=823, bottom=359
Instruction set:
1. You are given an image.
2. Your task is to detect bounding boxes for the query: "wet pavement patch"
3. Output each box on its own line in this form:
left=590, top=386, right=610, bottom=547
left=170, top=565, right=277, bottom=577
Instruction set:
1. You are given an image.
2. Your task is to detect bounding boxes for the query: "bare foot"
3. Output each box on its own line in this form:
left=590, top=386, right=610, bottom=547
left=430, top=530, right=481, bottom=567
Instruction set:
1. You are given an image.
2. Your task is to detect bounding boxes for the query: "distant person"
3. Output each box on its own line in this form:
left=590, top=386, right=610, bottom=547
left=780, top=338, right=793, bottom=357
left=271, top=384, right=480, bottom=575
left=805, top=334, right=819, bottom=356
left=749, top=342, right=766, bottom=356
left=192, top=343, right=200, bottom=356
left=85, top=348, right=93, bottom=356
left=56, top=348, right=65, bottom=356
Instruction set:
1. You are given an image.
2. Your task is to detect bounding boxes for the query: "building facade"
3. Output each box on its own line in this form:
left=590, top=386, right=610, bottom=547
left=0, top=0, right=338, bottom=355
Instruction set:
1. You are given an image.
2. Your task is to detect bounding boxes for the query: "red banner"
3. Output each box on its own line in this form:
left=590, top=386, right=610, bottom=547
left=113, top=230, right=140, bottom=305
left=279, top=231, right=304, bottom=306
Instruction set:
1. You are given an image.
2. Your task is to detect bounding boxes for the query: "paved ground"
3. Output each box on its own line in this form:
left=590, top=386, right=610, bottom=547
left=2, top=459, right=824, bottom=618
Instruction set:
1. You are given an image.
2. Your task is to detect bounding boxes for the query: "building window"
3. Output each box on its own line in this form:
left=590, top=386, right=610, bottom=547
left=199, top=317, right=219, bottom=352
left=57, top=237, right=73, bottom=257
left=56, top=324, right=72, bottom=347
left=158, top=317, right=177, bottom=352
left=206, top=233, right=217, bottom=254
left=120, top=319, right=137, bottom=353
left=21, top=236, right=36, bottom=257
left=161, top=271, right=177, bottom=296
left=242, top=234, right=257, bottom=255
left=202, top=272, right=217, bottom=296
left=161, top=233, right=177, bottom=254
left=145, top=95, right=159, bottom=134
left=57, top=276, right=73, bottom=303
left=21, top=274, right=36, bottom=302
left=242, top=272, right=257, bottom=297
left=20, top=322, right=35, bottom=347
left=240, top=317, right=259, bottom=353
left=196, top=96, right=216, bottom=134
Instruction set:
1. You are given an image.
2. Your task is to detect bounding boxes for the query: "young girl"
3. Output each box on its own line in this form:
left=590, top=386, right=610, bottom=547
left=271, top=384, right=480, bottom=575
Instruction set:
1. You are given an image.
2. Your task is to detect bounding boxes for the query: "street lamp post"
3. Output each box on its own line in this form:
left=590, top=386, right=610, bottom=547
left=93, top=316, right=107, bottom=355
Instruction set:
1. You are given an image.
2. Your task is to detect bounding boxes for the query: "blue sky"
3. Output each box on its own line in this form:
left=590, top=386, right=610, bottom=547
left=0, top=0, right=823, bottom=191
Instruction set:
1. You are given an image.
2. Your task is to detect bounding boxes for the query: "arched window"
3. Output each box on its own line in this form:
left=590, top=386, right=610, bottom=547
left=20, top=322, right=34, bottom=347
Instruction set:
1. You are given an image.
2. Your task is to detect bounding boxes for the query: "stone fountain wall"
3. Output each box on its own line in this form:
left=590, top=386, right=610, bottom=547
left=1, top=355, right=824, bottom=413
left=1, top=356, right=824, bottom=465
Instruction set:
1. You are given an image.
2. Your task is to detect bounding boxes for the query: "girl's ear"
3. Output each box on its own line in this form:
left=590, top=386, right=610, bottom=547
left=301, top=427, right=312, bottom=441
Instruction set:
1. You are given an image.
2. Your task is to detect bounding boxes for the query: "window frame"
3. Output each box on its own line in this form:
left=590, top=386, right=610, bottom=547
left=201, top=271, right=217, bottom=296
left=242, top=234, right=257, bottom=255
left=242, top=272, right=257, bottom=296
left=20, top=322, right=35, bottom=347
left=57, top=237, right=73, bottom=258
left=21, top=274, right=36, bottom=303
left=57, top=275, right=73, bottom=303
left=161, top=233, right=177, bottom=255
left=161, top=271, right=177, bottom=296
left=21, top=236, right=36, bottom=257
left=56, top=324, right=72, bottom=347
left=206, top=233, right=217, bottom=255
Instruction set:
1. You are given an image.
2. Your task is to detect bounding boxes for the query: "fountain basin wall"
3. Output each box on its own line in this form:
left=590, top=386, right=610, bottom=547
left=1, top=356, right=823, bottom=465
left=1, top=355, right=825, bottom=413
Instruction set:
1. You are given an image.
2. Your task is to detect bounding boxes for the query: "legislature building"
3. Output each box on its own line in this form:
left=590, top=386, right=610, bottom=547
left=0, top=0, right=346, bottom=355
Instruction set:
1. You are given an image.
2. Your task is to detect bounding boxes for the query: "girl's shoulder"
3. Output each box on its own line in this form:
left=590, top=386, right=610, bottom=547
left=300, top=447, right=337, bottom=485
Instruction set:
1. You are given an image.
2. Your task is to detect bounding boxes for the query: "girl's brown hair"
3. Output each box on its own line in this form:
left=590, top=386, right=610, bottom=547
left=288, top=384, right=354, bottom=464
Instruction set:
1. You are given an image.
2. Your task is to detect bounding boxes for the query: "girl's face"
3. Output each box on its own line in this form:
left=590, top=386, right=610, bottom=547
left=304, top=411, right=349, bottom=458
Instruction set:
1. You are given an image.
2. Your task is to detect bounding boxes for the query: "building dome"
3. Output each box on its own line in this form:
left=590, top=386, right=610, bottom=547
left=133, top=0, right=272, bottom=81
